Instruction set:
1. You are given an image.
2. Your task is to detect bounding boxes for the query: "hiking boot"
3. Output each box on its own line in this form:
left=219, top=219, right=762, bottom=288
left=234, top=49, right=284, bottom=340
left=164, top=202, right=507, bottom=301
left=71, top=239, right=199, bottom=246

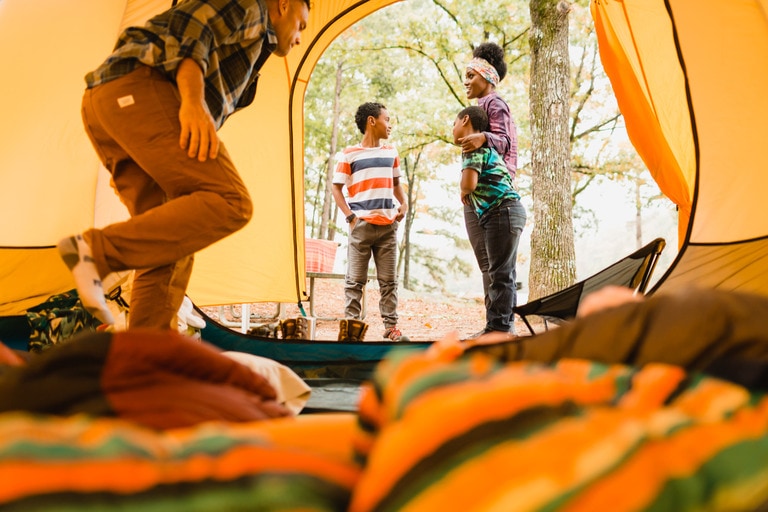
left=280, top=317, right=312, bottom=339
left=280, top=318, right=297, bottom=339
left=294, top=317, right=312, bottom=339
left=338, top=319, right=368, bottom=341
left=383, top=325, right=409, bottom=342
left=251, top=321, right=281, bottom=338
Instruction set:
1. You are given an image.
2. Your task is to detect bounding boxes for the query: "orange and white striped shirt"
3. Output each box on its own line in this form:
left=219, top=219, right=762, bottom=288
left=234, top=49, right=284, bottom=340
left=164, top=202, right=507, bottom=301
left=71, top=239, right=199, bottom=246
left=333, top=144, right=402, bottom=225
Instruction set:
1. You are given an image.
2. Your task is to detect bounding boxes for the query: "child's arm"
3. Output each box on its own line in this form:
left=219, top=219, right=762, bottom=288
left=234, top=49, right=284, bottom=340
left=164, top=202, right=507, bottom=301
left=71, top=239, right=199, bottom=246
left=392, top=177, right=408, bottom=221
left=460, top=168, right=479, bottom=205
left=331, top=183, right=356, bottom=224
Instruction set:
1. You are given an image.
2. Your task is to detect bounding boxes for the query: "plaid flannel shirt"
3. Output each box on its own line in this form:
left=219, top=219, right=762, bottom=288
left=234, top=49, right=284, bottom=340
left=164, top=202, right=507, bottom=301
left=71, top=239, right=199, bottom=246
left=85, top=0, right=276, bottom=129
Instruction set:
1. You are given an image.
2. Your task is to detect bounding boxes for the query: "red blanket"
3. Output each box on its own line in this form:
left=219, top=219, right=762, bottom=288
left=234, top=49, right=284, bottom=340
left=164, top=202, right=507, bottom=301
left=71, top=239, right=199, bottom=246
left=0, top=329, right=291, bottom=429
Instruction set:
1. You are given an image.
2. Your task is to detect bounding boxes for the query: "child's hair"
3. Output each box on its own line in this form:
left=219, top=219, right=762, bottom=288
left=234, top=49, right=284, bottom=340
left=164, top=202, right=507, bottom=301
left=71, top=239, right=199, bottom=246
left=355, top=102, right=387, bottom=134
left=458, top=105, right=490, bottom=132
left=473, top=42, right=507, bottom=82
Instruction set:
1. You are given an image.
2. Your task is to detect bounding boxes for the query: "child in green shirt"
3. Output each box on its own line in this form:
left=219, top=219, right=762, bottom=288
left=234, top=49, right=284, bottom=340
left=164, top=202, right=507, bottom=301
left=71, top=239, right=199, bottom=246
left=452, top=106, right=526, bottom=336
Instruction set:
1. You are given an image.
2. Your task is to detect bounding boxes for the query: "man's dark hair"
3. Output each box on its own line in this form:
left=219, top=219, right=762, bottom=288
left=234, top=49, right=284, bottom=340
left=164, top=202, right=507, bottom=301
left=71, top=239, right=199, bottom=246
left=355, top=102, right=386, bottom=134
left=473, top=42, right=507, bottom=82
left=458, top=105, right=489, bottom=132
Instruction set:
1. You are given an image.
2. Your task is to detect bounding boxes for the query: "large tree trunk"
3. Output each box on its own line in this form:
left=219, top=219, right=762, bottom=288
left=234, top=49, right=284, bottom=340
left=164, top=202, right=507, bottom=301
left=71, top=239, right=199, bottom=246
left=528, top=0, right=576, bottom=300
left=320, top=61, right=344, bottom=240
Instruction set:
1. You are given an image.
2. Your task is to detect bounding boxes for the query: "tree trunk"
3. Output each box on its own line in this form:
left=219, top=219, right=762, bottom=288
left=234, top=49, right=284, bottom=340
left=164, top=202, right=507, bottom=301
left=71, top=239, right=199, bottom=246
left=528, top=0, right=576, bottom=299
left=398, top=151, right=421, bottom=290
left=320, top=61, right=344, bottom=240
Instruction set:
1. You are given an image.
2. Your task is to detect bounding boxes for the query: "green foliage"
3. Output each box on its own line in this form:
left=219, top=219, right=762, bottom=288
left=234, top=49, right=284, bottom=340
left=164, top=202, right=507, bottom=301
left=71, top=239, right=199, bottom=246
left=303, top=0, right=666, bottom=296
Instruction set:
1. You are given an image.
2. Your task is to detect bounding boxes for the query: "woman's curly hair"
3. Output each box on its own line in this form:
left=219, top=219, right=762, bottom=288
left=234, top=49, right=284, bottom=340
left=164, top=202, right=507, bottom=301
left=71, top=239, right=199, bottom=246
left=473, top=42, right=507, bottom=82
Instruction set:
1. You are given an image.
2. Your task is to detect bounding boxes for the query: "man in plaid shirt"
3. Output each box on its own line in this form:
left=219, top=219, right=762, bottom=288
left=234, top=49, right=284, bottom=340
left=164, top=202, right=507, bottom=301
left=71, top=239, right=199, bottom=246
left=58, top=0, right=309, bottom=329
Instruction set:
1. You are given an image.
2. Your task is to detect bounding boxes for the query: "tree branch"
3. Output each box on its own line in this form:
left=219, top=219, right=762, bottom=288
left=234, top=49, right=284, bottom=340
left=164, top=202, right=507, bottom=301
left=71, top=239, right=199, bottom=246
left=359, top=44, right=466, bottom=106
left=573, top=113, right=621, bottom=140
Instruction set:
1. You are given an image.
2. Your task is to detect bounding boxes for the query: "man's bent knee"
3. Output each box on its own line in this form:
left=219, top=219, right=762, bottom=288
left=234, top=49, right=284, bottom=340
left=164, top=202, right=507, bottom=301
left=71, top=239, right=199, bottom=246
left=225, top=190, right=253, bottom=233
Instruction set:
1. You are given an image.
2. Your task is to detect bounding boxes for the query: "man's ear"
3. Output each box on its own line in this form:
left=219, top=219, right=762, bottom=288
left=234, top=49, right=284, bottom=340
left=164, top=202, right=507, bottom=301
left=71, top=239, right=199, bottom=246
left=461, top=114, right=470, bottom=127
left=278, top=0, right=289, bottom=16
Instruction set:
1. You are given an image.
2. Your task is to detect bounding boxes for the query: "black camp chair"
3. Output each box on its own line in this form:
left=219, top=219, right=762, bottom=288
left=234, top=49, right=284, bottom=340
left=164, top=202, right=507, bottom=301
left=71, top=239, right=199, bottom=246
left=513, top=237, right=666, bottom=335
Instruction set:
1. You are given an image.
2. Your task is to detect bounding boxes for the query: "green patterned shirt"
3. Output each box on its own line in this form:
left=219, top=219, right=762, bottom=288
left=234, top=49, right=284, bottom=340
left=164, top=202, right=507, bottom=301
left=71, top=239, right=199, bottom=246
left=462, top=147, right=520, bottom=219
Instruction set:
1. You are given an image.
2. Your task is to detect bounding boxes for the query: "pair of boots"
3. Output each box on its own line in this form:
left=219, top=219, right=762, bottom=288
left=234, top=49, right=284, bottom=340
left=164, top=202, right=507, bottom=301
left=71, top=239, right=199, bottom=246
left=248, top=318, right=311, bottom=339
left=250, top=318, right=364, bottom=341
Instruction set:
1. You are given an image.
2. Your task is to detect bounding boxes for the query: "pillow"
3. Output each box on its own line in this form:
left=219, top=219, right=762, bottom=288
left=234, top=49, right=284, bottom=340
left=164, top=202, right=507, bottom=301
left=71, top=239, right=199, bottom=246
left=223, top=351, right=312, bottom=414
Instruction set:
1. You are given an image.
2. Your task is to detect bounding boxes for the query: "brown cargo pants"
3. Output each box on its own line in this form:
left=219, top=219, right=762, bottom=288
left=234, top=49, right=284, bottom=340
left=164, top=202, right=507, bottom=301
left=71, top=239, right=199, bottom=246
left=80, top=66, right=252, bottom=329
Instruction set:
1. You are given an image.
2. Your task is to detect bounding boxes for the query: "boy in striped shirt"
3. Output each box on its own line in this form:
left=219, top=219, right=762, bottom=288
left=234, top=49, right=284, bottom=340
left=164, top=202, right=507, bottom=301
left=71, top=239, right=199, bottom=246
left=332, top=102, right=408, bottom=341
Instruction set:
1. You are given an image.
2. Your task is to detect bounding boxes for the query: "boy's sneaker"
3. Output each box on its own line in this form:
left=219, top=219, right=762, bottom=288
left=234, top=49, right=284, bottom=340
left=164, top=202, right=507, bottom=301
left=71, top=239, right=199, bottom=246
left=383, top=326, right=409, bottom=342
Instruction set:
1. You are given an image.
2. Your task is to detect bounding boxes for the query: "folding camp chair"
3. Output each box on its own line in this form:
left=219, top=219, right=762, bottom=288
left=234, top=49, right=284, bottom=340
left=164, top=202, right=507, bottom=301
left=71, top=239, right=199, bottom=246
left=513, top=237, right=666, bottom=335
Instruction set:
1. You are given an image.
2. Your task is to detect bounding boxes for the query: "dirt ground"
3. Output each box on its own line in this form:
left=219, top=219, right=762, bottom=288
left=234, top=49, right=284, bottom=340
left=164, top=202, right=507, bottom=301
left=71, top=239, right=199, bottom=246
left=202, top=277, right=537, bottom=342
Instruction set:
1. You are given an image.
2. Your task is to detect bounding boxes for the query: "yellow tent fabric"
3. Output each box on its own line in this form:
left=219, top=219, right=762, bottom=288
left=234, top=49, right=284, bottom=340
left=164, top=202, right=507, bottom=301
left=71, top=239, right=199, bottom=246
left=591, top=0, right=694, bottom=241
left=593, top=0, right=768, bottom=296
left=0, top=0, right=398, bottom=316
left=1, top=0, right=767, bottom=317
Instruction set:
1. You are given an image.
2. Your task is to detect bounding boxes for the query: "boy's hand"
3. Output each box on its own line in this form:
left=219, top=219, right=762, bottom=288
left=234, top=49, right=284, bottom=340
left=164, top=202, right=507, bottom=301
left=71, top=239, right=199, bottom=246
left=396, top=204, right=407, bottom=221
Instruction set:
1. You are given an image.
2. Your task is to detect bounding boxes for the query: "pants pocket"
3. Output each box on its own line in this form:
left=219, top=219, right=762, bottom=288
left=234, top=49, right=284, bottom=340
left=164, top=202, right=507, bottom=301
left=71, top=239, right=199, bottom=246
left=506, top=204, right=527, bottom=234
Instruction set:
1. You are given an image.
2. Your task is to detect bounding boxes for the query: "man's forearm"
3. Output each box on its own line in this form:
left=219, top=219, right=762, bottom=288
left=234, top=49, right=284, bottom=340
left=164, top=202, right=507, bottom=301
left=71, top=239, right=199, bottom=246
left=175, top=58, right=219, bottom=161
left=176, top=58, right=206, bottom=106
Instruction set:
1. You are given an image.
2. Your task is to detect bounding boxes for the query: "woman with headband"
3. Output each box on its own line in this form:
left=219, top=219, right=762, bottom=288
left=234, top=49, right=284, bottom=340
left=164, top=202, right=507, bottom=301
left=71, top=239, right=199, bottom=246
left=460, top=42, right=526, bottom=337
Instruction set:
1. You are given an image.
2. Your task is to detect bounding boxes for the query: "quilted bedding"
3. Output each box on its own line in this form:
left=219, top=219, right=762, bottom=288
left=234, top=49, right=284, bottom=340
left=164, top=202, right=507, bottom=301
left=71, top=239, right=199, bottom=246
left=353, top=348, right=768, bottom=511
left=0, top=413, right=360, bottom=511
left=1, top=355, right=766, bottom=511
left=0, top=287, right=767, bottom=511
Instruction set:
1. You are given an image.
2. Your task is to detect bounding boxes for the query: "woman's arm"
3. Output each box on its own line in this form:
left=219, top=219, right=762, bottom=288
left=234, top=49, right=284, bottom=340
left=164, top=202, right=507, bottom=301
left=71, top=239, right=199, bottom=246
left=483, top=98, right=513, bottom=159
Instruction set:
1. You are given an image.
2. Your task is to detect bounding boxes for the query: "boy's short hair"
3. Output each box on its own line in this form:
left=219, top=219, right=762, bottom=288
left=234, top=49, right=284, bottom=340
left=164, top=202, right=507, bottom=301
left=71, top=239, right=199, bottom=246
left=458, top=105, right=489, bottom=132
left=355, top=102, right=387, bottom=134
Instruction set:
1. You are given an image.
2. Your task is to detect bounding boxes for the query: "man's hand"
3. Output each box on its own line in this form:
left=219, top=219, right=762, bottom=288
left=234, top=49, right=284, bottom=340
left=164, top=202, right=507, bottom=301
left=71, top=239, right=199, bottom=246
left=179, top=101, right=219, bottom=161
left=176, top=59, right=219, bottom=162
left=459, top=132, right=486, bottom=153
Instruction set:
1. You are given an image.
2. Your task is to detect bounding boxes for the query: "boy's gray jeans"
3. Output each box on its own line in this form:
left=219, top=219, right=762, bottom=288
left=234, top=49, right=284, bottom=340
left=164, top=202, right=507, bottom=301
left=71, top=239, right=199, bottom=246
left=344, top=220, right=399, bottom=328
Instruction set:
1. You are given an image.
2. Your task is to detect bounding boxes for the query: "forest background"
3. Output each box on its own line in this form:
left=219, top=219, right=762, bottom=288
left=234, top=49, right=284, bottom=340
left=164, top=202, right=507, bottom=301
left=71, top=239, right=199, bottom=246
left=301, top=0, right=678, bottom=304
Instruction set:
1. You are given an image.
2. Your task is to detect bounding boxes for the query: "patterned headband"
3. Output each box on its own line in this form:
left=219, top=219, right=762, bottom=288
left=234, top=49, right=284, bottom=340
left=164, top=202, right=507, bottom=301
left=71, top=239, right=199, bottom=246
left=467, top=57, right=500, bottom=86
